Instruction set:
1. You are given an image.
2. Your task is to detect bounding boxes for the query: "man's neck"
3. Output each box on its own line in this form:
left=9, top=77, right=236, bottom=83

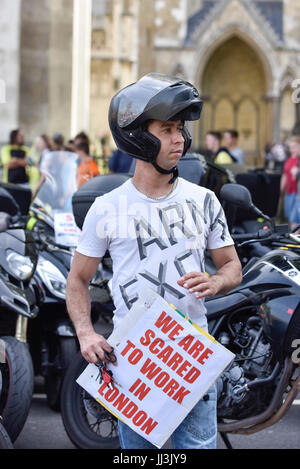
left=132, top=161, right=176, bottom=198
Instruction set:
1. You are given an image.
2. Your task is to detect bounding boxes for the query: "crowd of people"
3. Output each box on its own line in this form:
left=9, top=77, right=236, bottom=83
left=1, top=126, right=300, bottom=229
left=0, top=129, right=109, bottom=192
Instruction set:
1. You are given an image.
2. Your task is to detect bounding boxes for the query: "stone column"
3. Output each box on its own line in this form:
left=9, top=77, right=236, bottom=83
left=48, top=0, right=74, bottom=139
left=71, top=0, right=92, bottom=138
left=112, top=0, right=122, bottom=91
left=292, top=102, right=300, bottom=135
left=272, top=96, right=281, bottom=143
left=19, top=0, right=51, bottom=142
left=0, top=0, right=21, bottom=146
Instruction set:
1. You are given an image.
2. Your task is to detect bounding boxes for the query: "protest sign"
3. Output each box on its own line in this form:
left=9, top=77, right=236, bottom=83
left=77, top=288, right=235, bottom=448
left=54, top=212, right=81, bottom=247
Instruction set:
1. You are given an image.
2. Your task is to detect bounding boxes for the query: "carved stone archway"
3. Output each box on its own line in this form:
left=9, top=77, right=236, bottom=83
left=193, top=27, right=276, bottom=165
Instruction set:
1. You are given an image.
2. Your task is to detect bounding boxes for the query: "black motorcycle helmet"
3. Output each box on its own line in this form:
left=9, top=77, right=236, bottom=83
left=108, top=73, right=203, bottom=183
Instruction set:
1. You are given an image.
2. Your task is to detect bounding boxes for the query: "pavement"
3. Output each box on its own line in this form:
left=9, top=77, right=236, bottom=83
left=13, top=379, right=300, bottom=450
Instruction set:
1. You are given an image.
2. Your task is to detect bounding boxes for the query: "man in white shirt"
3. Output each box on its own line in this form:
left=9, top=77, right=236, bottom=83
left=66, top=73, right=242, bottom=449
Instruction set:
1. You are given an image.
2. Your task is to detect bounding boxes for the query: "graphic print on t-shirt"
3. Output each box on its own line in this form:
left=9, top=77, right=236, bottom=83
left=118, top=191, right=228, bottom=313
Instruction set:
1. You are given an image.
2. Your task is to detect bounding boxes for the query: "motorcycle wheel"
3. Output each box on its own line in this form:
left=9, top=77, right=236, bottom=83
left=44, top=336, right=78, bottom=412
left=0, top=336, right=34, bottom=442
left=60, top=351, right=120, bottom=449
left=0, top=421, right=14, bottom=449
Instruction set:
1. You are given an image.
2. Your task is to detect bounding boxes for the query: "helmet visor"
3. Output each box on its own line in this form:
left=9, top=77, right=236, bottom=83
left=117, top=73, right=186, bottom=128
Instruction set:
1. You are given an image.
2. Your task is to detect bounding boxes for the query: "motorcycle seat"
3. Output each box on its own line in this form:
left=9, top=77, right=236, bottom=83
left=205, top=291, right=247, bottom=319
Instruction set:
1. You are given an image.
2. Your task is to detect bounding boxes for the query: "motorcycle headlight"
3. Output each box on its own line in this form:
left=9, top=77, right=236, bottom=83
left=6, top=250, right=34, bottom=280
left=37, top=257, right=67, bottom=300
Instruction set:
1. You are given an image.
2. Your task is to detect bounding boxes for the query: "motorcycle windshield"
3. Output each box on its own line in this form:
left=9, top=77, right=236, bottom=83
left=34, top=151, right=78, bottom=216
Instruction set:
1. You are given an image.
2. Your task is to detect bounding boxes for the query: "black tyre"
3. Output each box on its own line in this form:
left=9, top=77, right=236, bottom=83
left=0, top=336, right=34, bottom=442
left=45, top=336, right=78, bottom=412
left=0, top=420, right=14, bottom=449
left=60, top=351, right=120, bottom=449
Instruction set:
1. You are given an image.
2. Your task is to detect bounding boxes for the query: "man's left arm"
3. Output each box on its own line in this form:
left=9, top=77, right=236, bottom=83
left=177, top=245, right=242, bottom=299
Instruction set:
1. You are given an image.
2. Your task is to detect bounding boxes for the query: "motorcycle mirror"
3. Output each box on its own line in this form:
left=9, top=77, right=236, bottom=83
left=220, top=183, right=253, bottom=209
left=220, top=183, right=274, bottom=229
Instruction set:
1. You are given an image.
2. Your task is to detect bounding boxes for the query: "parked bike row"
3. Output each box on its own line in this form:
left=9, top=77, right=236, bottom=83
left=1, top=151, right=300, bottom=449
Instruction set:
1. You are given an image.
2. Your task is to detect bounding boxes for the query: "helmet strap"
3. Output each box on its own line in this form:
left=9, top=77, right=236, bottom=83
left=151, top=161, right=178, bottom=184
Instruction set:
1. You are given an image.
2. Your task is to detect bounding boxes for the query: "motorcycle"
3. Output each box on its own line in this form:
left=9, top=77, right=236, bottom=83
left=60, top=183, right=300, bottom=449
left=27, top=151, right=112, bottom=410
left=0, top=189, right=43, bottom=442
left=0, top=348, right=13, bottom=449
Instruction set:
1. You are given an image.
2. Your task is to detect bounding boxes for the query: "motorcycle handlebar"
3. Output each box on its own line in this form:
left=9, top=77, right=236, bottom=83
left=232, top=228, right=273, bottom=242
left=232, top=229, right=291, bottom=247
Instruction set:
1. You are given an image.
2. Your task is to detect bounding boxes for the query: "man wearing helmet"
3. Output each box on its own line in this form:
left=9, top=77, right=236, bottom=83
left=67, top=73, right=242, bottom=449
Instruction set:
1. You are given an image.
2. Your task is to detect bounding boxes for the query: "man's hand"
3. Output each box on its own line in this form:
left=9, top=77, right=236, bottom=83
left=78, top=330, right=117, bottom=365
left=177, top=272, right=223, bottom=299
left=178, top=245, right=242, bottom=299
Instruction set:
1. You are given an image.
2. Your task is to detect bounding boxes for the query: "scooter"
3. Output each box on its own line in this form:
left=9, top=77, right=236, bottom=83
left=59, top=183, right=300, bottom=449
left=0, top=189, right=43, bottom=442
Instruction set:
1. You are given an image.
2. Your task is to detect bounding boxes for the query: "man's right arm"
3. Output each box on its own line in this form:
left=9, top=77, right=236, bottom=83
left=66, top=251, right=115, bottom=364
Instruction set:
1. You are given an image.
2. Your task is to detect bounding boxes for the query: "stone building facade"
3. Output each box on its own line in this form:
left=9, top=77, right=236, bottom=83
left=0, top=0, right=300, bottom=165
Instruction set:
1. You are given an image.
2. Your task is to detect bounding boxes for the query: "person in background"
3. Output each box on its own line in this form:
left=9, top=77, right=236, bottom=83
left=205, top=131, right=236, bottom=165
left=264, top=141, right=287, bottom=171
left=1, top=129, right=31, bottom=188
left=52, top=132, right=66, bottom=151
left=108, top=148, right=133, bottom=173
left=74, top=131, right=90, bottom=147
left=37, top=134, right=55, bottom=174
left=223, top=130, right=245, bottom=164
left=280, top=136, right=300, bottom=229
left=76, top=141, right=100, bottom=188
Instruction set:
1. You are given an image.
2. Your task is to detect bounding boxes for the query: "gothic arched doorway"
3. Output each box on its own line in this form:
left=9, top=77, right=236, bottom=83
left=197, top=36, right=268, bottom=166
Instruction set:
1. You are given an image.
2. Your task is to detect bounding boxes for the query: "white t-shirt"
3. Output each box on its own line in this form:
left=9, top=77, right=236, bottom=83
left=76, top=177, right=233, bottom=331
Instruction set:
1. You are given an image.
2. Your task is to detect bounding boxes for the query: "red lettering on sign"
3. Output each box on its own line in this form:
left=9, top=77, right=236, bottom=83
left=176, top=360, right=192, bottom=377
left=105, top=387, right=119, bottom=402
left=128, top=348, right=143, bottom=365
left=132, top=411, right=148, bottom=427
left=168, top=323, right=184, bottom=340
left=122, top=401, right=138, bottom=418
left=129, top=378, right=151, bottom=401
left=140, top=417, right=159, bottom=435
left=140, top=358, right=162, bottom=380
left=166, top=352, right=183, bottom=371
left=121, top=340, right=136, bottom=357
left=154, top=371, right=170, bottom=388
left=112, top=393, right=130, bottom=412
left=162, top=378, right=180, bottom=397
left=98, top=382, right=107, bottom=396
left=184, top=366, right=201, bottom=384
left=188, top=340, right=205, bottom=359
left=197, top=348, right=213, bottom=365
left=157, top=345, right=174, bottom=363
left=149, top=337, right=165, bottom=354
left=172, top=386, right=191, bottom=404
left=140, top=329, right=156, bottom=346
left=154, top=311, right=181, bottom=339
left=178, top=334, right=194, bottom=351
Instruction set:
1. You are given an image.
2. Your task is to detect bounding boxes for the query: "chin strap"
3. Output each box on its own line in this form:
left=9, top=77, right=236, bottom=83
left=151, top=161, right=179, bottom=184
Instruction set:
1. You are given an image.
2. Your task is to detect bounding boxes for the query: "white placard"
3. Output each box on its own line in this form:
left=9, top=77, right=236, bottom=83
left=54, top=212, right=81, bottom=247
left=77, top=288, right=235, bottom=448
